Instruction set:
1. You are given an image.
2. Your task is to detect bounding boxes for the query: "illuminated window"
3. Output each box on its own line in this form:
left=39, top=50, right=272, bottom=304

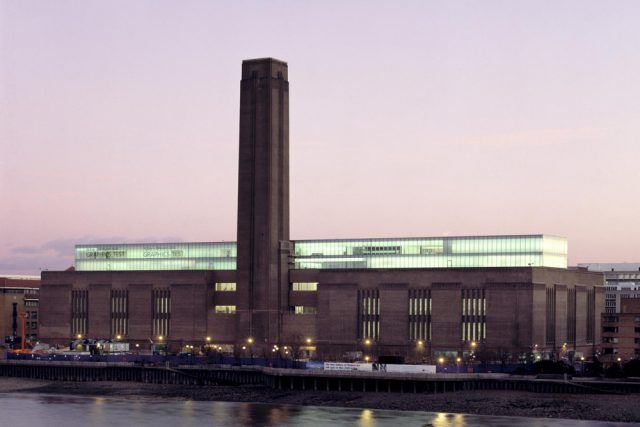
left=293, top=306, right=317, bottom=314
left=461, top=289, right=486, bottom=342
left=409, top=289, right=431, bottom=342
left=110, top=289, right=128, bottom=337
left=71, top=289, right=88, bottom=337
left=215, top=282, right=237, bottom=292
left=214, top=305, right=236, bottom=314
left=358, top=289, right=380, bottom=340
left=152, top=289, right=170, bottom=338
left=291, top=282, right=317, bottom=291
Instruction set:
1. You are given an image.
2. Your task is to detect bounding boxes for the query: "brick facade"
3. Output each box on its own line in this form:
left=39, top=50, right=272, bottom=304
left=40, top=267, right=603, bottom=361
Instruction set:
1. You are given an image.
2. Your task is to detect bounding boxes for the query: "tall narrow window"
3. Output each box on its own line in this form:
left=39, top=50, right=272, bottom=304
left=409, top=289, right=431, bottom=341
left=461, top=289, right=486, bottom=342
left=71, top=289, right=88, bottom=337
left=358, top=289, right=380, bottom=341
left=152, top=289, right=170, bottom=338
left=110, top=289, right=128, bottom=337
left=586, top=288, right=595, bottom=343
left=566, top=288, right=576, bottom=344
left=546, top=287, right=556, bottom=346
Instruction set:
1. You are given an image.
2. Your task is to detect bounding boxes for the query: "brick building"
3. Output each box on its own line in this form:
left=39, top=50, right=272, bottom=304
left=39, top=58, right=604, bottom=362
left=601, top=298, right=640, bottom=362
left=0, top=276, right=40, bottom=346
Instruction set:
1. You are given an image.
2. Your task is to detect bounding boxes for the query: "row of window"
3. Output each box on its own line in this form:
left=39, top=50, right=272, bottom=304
left=603, top=316, right=640, bottom=323
left=212, top=305, right=318, bottom=315
left=1, top=288, right=38, bottom=294
left=214, top=282, right=319, bottom=292
left=602, top=326, right=640, bottom=334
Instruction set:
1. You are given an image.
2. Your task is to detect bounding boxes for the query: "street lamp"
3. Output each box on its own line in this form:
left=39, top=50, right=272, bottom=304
left=364, top=339, right=371, bottom=346
left=76, top=334, right=82, bottom=339
left=247, top=337, right=254, bottom=344
left=306, top=337, right=312, bottom=344
left=116, top=335, right=122, bottom=341
left=364, top=355, right=370, bottom=362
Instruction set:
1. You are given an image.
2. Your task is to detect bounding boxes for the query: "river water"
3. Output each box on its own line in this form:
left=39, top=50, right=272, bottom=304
left=0, top=393, right=633, bottom=427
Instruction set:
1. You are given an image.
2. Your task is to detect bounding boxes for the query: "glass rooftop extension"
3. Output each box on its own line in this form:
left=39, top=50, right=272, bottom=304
left=75, top=242, right=237, bottom=272
left=75, top=235, right=567, bottom=271
left=293, top=235, right=567, bottom=269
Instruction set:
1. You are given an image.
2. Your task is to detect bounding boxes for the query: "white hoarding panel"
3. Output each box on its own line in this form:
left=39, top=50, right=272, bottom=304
left=324, top=362, right=373, bottom=372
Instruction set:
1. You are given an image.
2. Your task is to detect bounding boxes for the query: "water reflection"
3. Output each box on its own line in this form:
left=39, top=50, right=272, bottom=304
left=433, top=412, right=466, bottom=427
left=358, top=409, right=374, bottom=427
left=0, top=393, right=630, bottom=427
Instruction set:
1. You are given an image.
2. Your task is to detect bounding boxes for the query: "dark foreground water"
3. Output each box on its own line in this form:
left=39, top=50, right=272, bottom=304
left=0, top=393, right=633, bottom=427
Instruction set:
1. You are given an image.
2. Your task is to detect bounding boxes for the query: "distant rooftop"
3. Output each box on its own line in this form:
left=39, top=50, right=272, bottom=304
left=578, top=263, right=640, bottom=272
left=0, top=275, right=40, bottom=280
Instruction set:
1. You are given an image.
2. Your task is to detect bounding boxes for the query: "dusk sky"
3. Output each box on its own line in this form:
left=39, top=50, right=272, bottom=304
left=1, top=1, right=639, bottom=274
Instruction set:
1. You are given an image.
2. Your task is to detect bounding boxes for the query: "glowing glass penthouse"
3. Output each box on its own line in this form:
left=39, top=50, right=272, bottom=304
left=75, top=235, right=567, bottom=272
left=40, top=58, right=603, bottom=362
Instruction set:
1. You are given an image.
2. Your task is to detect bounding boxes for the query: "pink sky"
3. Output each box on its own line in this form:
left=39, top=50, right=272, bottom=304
left=1, top=1, right=640, bottom=274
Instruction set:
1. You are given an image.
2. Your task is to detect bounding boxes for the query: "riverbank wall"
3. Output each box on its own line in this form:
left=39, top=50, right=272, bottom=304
left=1, top=360, right=639, bottom=395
